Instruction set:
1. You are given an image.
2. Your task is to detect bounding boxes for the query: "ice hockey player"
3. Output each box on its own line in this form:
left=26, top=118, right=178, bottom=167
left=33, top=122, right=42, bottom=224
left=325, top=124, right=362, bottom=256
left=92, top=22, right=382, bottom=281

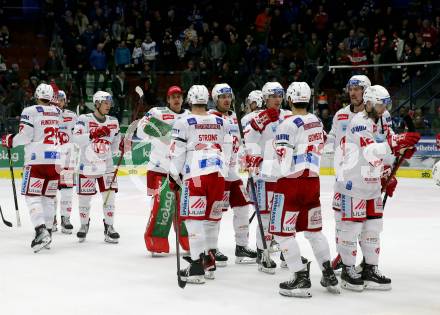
left=51, top=90, right=78, bottom=234
left=336, top=85, right=420, bottom=291
left=433, top=160, right=440, bottom=186
left=136, top=85, right=190, bottom=255
left=72, top=91, right=123, bottom=243
left=325, top=74, right=371, bottom=271
left=271, top=82, right=339, bottom=298
left=243, top=81, right=291, bottom=274
left=2, top=83, right=61, bottom=252
left=169, top=84, right=233, bottom=283
left=209, top=83, right=257, bottom=266
left=241, top=90, right=264, bottom=128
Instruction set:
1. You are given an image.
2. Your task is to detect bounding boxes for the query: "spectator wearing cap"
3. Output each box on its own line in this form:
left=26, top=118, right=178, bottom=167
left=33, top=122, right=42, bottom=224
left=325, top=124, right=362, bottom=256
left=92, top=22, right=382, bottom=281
left=111, top=70, right=129, bottom=123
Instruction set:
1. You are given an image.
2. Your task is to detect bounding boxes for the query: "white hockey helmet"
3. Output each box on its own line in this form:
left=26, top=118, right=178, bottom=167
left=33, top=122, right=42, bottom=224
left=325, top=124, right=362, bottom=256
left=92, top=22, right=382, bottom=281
left=433, top=160, right=440, bottom=186
left=212, top=83, right=234, bottom=103
left=346, top=75, right=371, bottom=90
left=286, top=82, right=311, bottom=104
left=93, top=91, right=113, bottom=106
left=34, top=83, right=54, bottom=101
left=363, top=85, right=392, bottom=111
left=246, top=90, right=264, bottom=108
left=58, top=90, right=67, bottom=101
left=187, top=85, right=209, bottom=105
left=262, top=81, right=284, bottom=101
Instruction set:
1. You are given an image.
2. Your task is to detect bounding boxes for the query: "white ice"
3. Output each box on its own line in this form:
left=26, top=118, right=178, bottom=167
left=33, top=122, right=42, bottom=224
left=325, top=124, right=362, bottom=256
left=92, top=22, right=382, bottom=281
left=0, top=175, right=439, bottom=315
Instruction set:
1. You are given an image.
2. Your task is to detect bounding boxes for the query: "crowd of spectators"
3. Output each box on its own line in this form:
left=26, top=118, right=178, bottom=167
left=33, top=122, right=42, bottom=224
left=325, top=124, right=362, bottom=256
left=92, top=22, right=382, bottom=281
left=1, top=1, right=440, bottom=134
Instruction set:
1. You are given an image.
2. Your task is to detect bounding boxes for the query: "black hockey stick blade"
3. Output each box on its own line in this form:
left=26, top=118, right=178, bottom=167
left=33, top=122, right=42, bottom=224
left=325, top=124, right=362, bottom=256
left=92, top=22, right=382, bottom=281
left=177, top=273, right=187, bottom=289
left=0, top=206, right=13, bottom=227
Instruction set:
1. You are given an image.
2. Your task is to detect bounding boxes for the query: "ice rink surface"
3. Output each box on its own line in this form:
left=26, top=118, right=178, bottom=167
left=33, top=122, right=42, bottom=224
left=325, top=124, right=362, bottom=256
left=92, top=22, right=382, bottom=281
left=0, top=175, right=439, bottom=315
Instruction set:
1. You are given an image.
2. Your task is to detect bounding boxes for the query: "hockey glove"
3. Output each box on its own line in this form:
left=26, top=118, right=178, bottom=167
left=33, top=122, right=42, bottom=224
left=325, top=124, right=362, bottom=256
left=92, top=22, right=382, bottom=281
left=1, top=134, right=14, bottom=148
left=382, top=175, right=397, bottom=197
left=245, top=155, right=263, bottom=169
left=250, top=108, right=279, bottom=133
left=401, top=147, right=417, bottom=160
left=90, top=126, right=111, bottom=139
left=436, top=133, right=440, bottom=150
left=387, top=132, right=420, bottom=156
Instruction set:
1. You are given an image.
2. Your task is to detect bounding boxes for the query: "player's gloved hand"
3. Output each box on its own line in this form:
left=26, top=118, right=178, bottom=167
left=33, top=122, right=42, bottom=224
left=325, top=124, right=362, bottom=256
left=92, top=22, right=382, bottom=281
left=382, top=175, right=397, bottom=197
left=387, top=132, right=420, bottom=156
left=245, top=155, right=263, bottom=169
left=250, top=108, right=279, bottom=132
left=436, top=133, right=440, bottom=149
left=169, top=174, right=182, bottom=192
left=402, top=147, right=417, bottom=160
left=90, top=126, right=111, bottom=139
left=1, top=134, right=14, bottom=148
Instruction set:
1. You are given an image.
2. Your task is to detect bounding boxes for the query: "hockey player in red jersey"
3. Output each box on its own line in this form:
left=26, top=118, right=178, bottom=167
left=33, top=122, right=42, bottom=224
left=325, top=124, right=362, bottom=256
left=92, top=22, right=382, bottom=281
left=137, top=85, right=190, bottom=255
left=2, top=83, right=61, bottom=252
left=208, top=83, right=257, bottom=265
left=271, top=82, right=339, bottom=297
left=170, top=85, right=233, bottom=283
left=336, top=85, right=420, bottom=291
left=72, top=91, right=123, bottom=243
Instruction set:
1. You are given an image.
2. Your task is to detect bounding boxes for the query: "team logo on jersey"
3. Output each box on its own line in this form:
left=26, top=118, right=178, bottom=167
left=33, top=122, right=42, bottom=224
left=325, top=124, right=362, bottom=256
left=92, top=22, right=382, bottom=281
left=307, top=207, right=322, bottom=229
left=215, top=117, right=223, bottom=125
left=28, top=178, right=44, bottom=195
left=282, top=212, right=298, bottom=233
left=293, top=118, right=304, bottom=127
left=187, top=118, right=197, bottom=125
left=80, top=179, right=96, bottom=194
left=189, top=196, right=207, bottom=217
left=92, top=139, right=111, bottom=154
left=337, top=114, right=349, bottom=120
left=58, top=131, right=70, bottom=145
left=162, top=114, right=174, bottom=120
left=36, top=106, right=44, bottom=113
left=45, top=180, right=59, bottom=196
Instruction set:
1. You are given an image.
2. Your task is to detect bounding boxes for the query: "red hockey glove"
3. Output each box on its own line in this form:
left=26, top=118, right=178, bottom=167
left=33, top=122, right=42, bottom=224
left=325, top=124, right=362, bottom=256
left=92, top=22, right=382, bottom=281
left=387, top=132, right=420, bottom=156
left=90, top=126, right=111, bottom=139
left=382, top=175, right=397, bottom=197
left=402, top=147, right=416, bottom=160
left=1, top=134, right=14, bottom=148
left=436, top=133, right=440, bottom=150
left=250, top=108, right=279, bottom=132
left=245, top=155, right=263, bottom=168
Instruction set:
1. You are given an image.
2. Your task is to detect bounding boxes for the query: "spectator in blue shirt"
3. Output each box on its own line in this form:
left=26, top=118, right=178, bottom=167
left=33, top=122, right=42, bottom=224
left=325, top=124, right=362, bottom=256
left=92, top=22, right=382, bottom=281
left=89, top=43, right=108, bottom=92
left=114, top=41, right=131, bottom=70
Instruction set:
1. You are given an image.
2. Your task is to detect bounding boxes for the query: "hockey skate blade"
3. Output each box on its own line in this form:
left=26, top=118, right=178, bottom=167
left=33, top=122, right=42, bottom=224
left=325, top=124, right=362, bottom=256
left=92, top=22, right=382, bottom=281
left=104, top=236, right=119, bottom=244
left=204, top=271, right=215, bottom=280
left=151, top=252, right=168, bottom=257
left=78, top=237, right=86, bottom=243
left=235, top=257, right=257, bottom=264
left=258, top=264, right=276, bottom=274
left=61, top=228, right=73, bottom=235
left=181, top=275, right=205, bottom=284
left=325, top=285, right=341, bottom=294
left=364, top=281, right=392, bottom=291
left=33, top=239, right=52, bottom=253
left=341, top=280, right=364, bottom=292
left=215, top=261, right=227, bottom=267
left=279, top=288, right=312, bottom=298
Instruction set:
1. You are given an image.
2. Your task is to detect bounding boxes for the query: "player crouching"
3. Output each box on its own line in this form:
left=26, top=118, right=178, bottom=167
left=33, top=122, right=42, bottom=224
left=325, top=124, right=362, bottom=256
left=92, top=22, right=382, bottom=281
left=72, top=91, right=124, bottom=243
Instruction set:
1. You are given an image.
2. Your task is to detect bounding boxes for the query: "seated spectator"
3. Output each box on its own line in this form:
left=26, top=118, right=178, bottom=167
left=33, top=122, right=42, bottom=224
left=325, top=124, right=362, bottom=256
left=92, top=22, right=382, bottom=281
left=0, top=25, right=10, bottom=47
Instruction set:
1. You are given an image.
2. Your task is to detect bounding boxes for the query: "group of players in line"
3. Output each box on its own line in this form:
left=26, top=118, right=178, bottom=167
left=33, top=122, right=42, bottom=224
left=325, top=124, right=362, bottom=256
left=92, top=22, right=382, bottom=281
left=4, top=73, right=438, bottom=297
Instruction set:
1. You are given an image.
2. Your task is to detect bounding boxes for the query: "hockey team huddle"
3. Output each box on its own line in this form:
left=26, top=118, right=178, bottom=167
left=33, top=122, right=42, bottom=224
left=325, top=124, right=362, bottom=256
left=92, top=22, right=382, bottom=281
left=3, top=73, right=440, bottom=298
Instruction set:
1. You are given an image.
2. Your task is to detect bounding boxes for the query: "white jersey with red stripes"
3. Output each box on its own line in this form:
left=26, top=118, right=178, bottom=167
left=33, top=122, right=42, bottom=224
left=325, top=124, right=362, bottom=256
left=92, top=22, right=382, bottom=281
left=169, top=113, right=233, bottom=181
left=12, top=104, right=62, bottom=165
left=58, top=109, right=78, bottom=168
left=72, top=113, right=120, bottom=176
left=275, top=113, right=325, bottom=178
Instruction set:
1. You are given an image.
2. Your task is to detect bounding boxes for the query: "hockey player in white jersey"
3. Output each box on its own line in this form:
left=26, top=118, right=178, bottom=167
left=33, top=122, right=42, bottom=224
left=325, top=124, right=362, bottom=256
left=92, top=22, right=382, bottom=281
left=271, top=82, right=339, bottom=297
left=336, top=85, right=420, bottom=291
left=2, top=83, right=61, bottom=252
left=243, top=81, right=291, bottom=274
left=209, top=83, right=257, bottom=265
left=72, top=91, right=123, bottom=243
left=325, top=75, right=371, bottom=271
left=170, top=85, right=233, bottom=283
left=241, top=90, right=264, bottom=128
left=51, top=90, right=78, bottom=234
left=136, top=85, right=190, bottom=255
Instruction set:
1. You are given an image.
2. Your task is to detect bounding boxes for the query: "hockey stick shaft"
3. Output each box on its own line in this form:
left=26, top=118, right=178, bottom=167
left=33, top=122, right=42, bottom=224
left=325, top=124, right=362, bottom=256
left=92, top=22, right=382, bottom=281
left=232, top=104, right=270, bottom=260
left=172, top=185, right=186, bottom=288
left=7, top=149, right=21, bottom=227
left=103, top=136, right=125, bottom=206
left=0, top=205, right=13, bottom=227
left=382, top=152, right=406, bottom=207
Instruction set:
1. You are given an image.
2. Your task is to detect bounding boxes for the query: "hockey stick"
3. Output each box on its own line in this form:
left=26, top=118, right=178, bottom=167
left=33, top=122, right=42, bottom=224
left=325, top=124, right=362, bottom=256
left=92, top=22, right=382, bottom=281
left=103, top=137, right=125, bottom=207
left=382, top=151, right=407, bottom=207
left=0, top=205, right=12, bottom=227
left=232, top=103, right=272, bottom=266
left=133, top=86, right=144, bottom=121
left=7, top=149, right=21, bottom=227
left=171, top=182, right=186, bottom=289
